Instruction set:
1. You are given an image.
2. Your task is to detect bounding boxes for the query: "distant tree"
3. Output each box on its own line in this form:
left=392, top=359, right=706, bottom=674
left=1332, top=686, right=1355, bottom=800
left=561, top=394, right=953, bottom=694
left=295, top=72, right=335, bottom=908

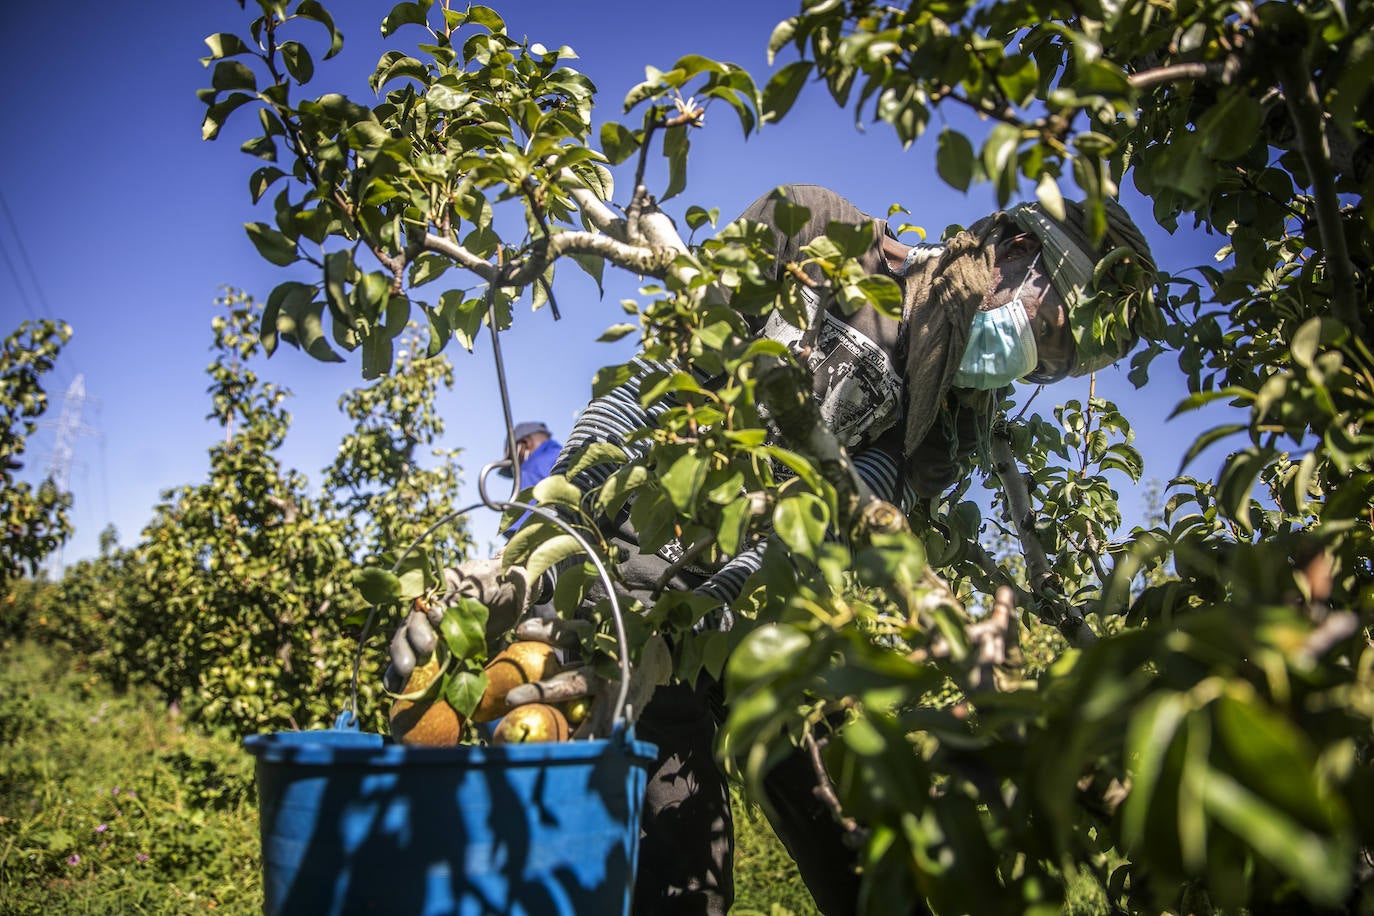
left=84, top=293, right=472, bottom=737
left=323, top=324, right=473, bottom=572
left=201, top=2, right=1372, bottom=912
left=0, top=320, right=72, bottom=589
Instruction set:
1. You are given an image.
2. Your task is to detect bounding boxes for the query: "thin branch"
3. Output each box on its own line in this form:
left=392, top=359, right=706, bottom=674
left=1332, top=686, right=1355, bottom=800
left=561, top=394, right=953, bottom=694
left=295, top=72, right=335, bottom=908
left=801, top=731, right=863, bottom=840
left=967, top=539, right=1032, bottom=607
left=1127, top=58, right=1241, bottom=91
left=1277, top=55, right=1364, bottom=335
left=990, top=432, right=1096, bottom=646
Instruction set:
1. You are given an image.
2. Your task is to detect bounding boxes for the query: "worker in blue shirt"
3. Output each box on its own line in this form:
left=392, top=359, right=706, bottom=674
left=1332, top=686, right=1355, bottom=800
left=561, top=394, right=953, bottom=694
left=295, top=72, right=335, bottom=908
left=498, top=421, right=561, bottom=537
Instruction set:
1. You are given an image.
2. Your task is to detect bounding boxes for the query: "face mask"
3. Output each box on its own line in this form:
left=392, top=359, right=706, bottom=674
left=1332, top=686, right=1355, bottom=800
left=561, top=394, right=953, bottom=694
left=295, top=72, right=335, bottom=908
left=952, top=253, right=1041, bottom=390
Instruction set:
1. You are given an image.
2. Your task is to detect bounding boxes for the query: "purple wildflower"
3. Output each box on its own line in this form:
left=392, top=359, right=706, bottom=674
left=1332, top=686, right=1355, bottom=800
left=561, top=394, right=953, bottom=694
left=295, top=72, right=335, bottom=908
left=95, top=823, right=108, bottom=834
left=66, top=854, right=80, bottom=866
left=136, top=853, right=150, bottom=863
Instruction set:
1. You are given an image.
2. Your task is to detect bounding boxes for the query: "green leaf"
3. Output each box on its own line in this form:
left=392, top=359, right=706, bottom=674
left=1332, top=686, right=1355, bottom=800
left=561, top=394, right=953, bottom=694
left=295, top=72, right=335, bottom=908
left=600, top=122, right=640, bottom=165
left=1121, top=692, right=1188, bottom=850
left=382, top=1, right=429, bottom=37
left=596, top=464, right=650, bottom=517
left=244, top=222, right=298, bottom=266
left=440, top=598, right=488, bottom=662
left=464, top=5, right=506, bottom=33
left=444, top=669, right=489, bottom=718
left=530, top=474, right=583, bottom=510
left=597, top=323, right=637, bottom=342
left=570, top=161, right=614, bottom=203
left=261, top=280, right=313, bottom=356
left=662, top=124, right=688, bottom=201
left=293, top=299, right=345, bottom=363
left=762, top=61, right=812, bottom=122
left=1213, top=694, right=1338, bottom=829
left=1291, top=316, right=1344, bottom=368
left=296, top=0, right=344, bottom=60
left=717, top=496, right=750, bottom=556
left=1177, top=423, right=1247, bottom=473
left=773, top=492, right=828, bottom=554
left=249, top=166, right=287, bottom=204
left=353, top=566, right=401, bottom=605
left=1197, top=91, right=1262, bottom=161
left=937, top=129, right=976, bottom=191
left=685, top=205, right=718, bottom=231
left=1216, top=447, right=1272, bottom=533
left=212, top=59, right=257, bottom=92
left=202, top=32, right=250, bottom=61
left=409, top=253, right=451, bottom=287
left=661, top=451, right=709, bottom=514
left=1035, top=173, right=1065, bottom=221
left=772, top=199, right=812, bottom=239
left=279, top=40, right=314, bottom=84
left=202, top=92, right=254, bottom=140
left=980, top=123, right=1020, bottom=205
left=725, top=622, right=810, bottom=695
left=324, top=249, right=355, bottom=325
left=524, top=533, right=584, bottom=586
left=1200, top=769, right=1351, bottom=906
left=852, top=274, right=903, bottom=319
left=566, top=441, right=628, bottom=480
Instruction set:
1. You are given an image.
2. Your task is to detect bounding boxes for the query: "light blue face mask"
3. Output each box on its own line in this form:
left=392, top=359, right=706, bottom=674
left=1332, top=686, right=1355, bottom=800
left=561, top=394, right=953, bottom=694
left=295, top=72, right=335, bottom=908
left=952, top=253, right=1041, bottom=390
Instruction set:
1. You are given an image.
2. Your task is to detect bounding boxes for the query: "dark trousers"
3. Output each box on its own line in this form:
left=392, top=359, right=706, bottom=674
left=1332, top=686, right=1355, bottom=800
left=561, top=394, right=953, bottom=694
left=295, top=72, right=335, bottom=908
left=593, top=530, right=862, bottom=914
left=631, top=680, right=863, bottom=916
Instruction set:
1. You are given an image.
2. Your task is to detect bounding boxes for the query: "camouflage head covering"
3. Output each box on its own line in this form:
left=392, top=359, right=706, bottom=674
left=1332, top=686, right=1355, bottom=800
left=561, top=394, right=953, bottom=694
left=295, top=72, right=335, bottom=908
left=1005, top=198, right=1157, bottom=376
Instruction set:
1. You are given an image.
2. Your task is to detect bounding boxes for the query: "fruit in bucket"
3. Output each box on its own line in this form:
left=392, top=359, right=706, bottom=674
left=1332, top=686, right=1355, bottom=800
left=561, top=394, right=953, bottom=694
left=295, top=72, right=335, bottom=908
left=492, top=702, right=570, bottom=744
left=473, top=640, right=561, bottom=722
left=389, top=651, right=464, bottom=747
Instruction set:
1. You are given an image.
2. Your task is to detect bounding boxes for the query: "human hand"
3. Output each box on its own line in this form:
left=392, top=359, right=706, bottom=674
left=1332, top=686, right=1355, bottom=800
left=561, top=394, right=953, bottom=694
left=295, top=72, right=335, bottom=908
left=501, top=617, right=671, bottom=738
left=382, top=557, right=543, bottom=693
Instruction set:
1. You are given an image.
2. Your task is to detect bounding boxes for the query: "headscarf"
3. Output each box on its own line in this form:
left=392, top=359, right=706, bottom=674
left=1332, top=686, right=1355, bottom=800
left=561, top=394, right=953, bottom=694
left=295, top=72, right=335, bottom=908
left=899, top=197, right=1156, bottom=491
left=1006, top=198, right=1157, bottom=376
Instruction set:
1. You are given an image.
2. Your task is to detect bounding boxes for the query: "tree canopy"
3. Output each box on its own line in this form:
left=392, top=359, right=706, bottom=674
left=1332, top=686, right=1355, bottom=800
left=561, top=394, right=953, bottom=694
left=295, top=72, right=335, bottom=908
left=198, top=1, right=1373, bottom=912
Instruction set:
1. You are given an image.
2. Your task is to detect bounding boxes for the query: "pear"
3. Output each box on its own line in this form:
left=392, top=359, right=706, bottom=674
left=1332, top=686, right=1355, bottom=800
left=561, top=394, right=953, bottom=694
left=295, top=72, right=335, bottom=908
left=389, top=650, right=463, bottom=747
left=472, top=641, right=561, bottom=722
left=492, top=702, right=570, bottom=744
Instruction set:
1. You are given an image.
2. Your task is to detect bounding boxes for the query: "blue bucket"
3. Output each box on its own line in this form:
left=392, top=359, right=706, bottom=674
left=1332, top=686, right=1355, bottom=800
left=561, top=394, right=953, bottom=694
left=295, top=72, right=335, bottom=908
left=244, top=723, right=658, bottom=916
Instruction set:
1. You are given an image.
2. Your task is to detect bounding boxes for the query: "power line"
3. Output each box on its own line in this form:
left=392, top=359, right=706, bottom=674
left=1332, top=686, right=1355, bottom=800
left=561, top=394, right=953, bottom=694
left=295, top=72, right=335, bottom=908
left=0, top=186, right=76, bottom=388
left=0, top=233, right=42, bottom=321
left=0, top=188, right=58, bottom=322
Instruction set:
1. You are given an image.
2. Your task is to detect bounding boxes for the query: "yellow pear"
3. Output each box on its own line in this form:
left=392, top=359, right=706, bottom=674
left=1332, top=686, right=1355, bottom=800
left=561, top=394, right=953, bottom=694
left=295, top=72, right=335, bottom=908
left=492, top=703, right=570, bottom=744
left=472, top=641, right=561, bottom=723
left=389, top=651, right=462, bottom=747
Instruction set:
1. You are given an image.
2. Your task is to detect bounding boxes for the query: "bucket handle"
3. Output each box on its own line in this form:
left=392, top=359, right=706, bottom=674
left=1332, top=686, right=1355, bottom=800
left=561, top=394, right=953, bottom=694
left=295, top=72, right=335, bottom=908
left=343, top=284, right=635, bottom=733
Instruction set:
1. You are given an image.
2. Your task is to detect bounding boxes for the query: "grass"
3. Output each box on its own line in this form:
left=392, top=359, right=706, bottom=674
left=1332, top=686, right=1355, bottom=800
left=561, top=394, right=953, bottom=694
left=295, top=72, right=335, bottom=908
left=0, top=642, right=262, bottom=914
left=0, top=640, right=819, bottom=914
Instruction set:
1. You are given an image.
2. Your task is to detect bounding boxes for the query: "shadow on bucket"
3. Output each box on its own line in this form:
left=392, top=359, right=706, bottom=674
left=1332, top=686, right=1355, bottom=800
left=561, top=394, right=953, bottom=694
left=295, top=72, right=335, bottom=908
left=244, top=726, right=657, bottom=916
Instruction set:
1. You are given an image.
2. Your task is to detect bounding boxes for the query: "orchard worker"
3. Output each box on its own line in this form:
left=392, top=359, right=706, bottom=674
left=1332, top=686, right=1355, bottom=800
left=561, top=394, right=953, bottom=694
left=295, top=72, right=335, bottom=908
left=391, top=184, right=1157, bottom=915
left=498, top=420, right=561, bottom=537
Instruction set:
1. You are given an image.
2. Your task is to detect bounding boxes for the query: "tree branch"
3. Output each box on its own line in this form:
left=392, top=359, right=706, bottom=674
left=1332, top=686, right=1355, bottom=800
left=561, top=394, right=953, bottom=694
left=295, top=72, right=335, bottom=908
left=1127, top=58, right=1241, bottom=91
left=1277, top=53, right=1364, bottom=335
left=990, top=432, right=1096, bottom=646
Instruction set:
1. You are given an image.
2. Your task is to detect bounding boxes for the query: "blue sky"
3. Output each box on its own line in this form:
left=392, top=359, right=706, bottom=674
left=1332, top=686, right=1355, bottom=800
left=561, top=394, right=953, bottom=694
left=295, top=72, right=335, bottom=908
left=2, top=1, right=1223, bottom=567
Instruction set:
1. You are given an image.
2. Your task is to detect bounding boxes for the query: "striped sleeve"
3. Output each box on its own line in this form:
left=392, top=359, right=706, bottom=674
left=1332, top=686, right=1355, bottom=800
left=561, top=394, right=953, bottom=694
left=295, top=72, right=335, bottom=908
left=694, top=439, right=915, bottom=631
left=551, top=357, right=678, bottom=495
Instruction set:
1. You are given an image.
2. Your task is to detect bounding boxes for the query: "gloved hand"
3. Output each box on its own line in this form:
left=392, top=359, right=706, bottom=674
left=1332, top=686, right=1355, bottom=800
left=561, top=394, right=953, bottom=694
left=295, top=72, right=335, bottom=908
left=383, top=557, right=545, bottom=694
left=501, top=617, right=672, bottom=738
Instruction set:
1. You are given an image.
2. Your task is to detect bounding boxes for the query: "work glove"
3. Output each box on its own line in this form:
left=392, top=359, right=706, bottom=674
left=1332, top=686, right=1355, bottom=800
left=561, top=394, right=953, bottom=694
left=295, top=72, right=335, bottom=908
left=500, top=616, right=672, bottom=738
left=383, top=557, right=545, bottom=693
